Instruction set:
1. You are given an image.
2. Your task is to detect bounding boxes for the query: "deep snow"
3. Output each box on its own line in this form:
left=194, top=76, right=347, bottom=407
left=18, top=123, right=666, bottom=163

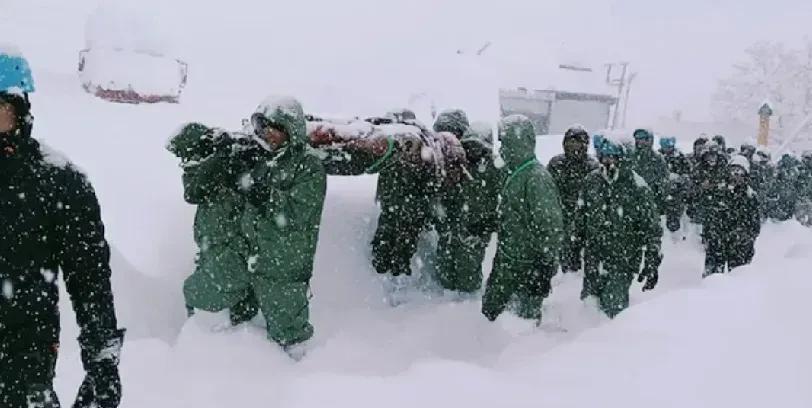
left=2, top=1, right=811, bottom=407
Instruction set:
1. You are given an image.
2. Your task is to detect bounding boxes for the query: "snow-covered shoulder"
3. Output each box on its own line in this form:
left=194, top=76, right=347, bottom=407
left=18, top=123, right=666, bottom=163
left=631, top=170, right=650, bottom=189
left=39, top=141, right=74, bottom=170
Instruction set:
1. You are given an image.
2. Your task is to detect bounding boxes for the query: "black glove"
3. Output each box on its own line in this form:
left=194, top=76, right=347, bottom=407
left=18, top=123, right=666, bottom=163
left=74, top=329, right=125, bottom=408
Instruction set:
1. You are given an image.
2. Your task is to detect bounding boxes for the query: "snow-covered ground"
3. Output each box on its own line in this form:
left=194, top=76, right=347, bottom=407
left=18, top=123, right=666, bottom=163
left=3, top=1, right=811, bottom=407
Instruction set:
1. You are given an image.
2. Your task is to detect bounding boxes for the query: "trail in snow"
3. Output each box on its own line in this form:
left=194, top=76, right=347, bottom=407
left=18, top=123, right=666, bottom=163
left=3, top=1, right=810, bottom=407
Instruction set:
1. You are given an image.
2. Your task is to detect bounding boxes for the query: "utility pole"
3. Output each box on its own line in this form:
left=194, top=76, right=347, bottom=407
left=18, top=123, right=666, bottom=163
left=621, top=72, right=637, bottom=129
left=605, top=62, right=630, bottom=130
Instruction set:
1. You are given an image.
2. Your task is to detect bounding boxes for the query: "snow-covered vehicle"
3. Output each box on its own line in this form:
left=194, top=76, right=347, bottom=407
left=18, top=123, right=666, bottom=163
left=78, top=3, right=187, bottom=104
left=78, top=48, right=188, bottom=104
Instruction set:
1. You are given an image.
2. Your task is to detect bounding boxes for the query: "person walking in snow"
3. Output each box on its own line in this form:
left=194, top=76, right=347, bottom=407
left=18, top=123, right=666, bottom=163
left=579, top=139, right=662, bottom=318
left=765, top=154, right=801, bottom=221
left=0, top=50, right=125, bottom=408
left=435, top=122, right=502, bottom=294
left=690, top=141, right=729, bottom=226
left=628, top=129, right=670, bottom=214
left=481, top=115, right=563, bottom=323
left=547, top=126, right=599, bottom=273
left=702, top=155, right=761, bottom=276
left=796, top=151, right=812, bottom=226
left=367, top=110, right=464, bottom=278
left=658, top=137, right=691, bottom=232
left=172, top=96, right=326, bottom=357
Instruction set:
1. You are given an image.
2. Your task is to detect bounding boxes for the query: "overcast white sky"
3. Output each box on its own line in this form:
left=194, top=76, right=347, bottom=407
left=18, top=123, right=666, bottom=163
left=2, top=0, right=810, bottom=124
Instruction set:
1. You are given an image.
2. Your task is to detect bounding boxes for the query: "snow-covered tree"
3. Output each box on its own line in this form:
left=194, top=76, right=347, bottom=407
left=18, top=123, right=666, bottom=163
left=712, top=41, right=812, bottom=151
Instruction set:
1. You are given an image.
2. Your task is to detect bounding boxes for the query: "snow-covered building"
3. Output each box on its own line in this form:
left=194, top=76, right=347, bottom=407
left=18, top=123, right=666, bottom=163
left=499, top=65, right=619, bottom=135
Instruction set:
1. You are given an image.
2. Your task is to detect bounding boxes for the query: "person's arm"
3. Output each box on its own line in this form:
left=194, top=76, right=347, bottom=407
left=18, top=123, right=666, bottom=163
left=58, top=168, right=124, bottom=408
left=242, top=157, right=327, bottom=231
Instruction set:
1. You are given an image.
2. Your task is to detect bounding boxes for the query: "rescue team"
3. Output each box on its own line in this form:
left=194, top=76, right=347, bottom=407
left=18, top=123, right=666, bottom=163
left=3, top=50, right=812, bottom=407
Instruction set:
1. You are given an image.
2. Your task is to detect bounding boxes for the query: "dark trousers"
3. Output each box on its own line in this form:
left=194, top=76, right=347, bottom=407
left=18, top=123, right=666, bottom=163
left=704, top=238, right=755, bottom=277
left=371, top=204, right=430, bottom=276
left=0, top=330, right=61, bottom=408
left=482, top=254, right=555, bottom=321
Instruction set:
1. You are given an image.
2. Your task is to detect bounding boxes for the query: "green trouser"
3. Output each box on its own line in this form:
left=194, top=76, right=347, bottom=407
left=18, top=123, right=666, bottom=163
left=371, top=202, right=431, bottom=276
left=590, top=259, right=636, bottom=318
left=184, top=245, right=313, bottom=346
left=436, top=229, right=489, bottom=293
left=482, top=252, right=555, bottom=321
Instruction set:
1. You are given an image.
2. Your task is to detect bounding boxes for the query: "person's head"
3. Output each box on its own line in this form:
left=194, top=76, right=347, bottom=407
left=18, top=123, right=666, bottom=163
left=701, top=142, right=723, bottom=167
left=712, top=135, right=726, bottom=151
left=693, top=137, right=708, bottom=156
left=728, top=155, right=750, bottom=187
left=802, top=151, right=812, bottom=167
left=498, top=114, right=536, bottom=169
left=562, top=125, right=589, bottom=159
left=460, top=121, right=493, bottom=163
left=659, top=137, right=677, bottom=156
left=755, top=149, right=771, bottom=165
left=740, top=144, right=756, bottom=161
left=0, top=99, right=16, bottom=134
left=633, top=128, right=654, bottom=151
left=252, top=95, right=306, bottom=152
left=433, top=109, right=470, bottom=139
left=598, top=140, right=624, bottom=177
left=385, top=108, right=417, bottom=124
left=0, top=92, right=33, bottom=157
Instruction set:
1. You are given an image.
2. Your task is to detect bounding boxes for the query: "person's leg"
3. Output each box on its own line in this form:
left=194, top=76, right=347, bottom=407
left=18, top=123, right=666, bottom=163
left=598, top=261, right=634, bottom=318
left=253, top=276, right=313, bottom=347
left=184, top=245, right=252, bottom=312
left=482, top=252, right=518, bottom=321
left=229, top=290, right=259, bottom=326
left=728, top=240, right=755, bottom=270
left=703, top=238, right=725, bottom=277
left=514, top=263, right=556, bottom=321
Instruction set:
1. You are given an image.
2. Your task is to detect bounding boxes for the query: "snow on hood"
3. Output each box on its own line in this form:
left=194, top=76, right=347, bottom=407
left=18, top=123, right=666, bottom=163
left=729, top=154, right=751, bottom=173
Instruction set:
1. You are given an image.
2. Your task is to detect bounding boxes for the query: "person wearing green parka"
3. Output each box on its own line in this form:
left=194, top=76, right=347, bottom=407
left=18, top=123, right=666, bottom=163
left=436, top=122, right=502, bottom=293
left=629, top=129, right=669, bottom=213
left=168, top=123, right=256, bottom=322
left=579, top=140, right=662, bottom=318
left=482, top=115, right=563, bottom=322
left=370, top=109, right=467, bottom=277
left=180, top=96, right=327, bottom=351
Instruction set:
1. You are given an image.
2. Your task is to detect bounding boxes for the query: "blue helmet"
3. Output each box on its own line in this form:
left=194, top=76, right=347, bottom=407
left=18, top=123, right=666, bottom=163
left=633, top=128, right=653, bottom=141
left=0, top=49, right=35, bottom=94
left=659, top=137, right=676, bottom=149
left=599, top=140, right=624, bottom=157
left=592, top=134, right=605, bottom=150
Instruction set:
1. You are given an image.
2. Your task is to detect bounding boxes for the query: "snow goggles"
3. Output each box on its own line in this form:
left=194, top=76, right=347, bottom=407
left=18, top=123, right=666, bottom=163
left=250, top=113, right=283, bottom=136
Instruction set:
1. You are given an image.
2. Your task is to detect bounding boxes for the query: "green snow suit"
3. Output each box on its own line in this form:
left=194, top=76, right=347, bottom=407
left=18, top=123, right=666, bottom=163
left=435, top=125, right=502, bottom=293
left=482, top=115, right=563, bottom=322
left=580, top=163, right=663, bottom=318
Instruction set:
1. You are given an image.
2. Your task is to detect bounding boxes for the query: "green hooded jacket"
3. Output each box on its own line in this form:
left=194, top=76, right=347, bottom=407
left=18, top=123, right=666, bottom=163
left=241, top=97, right=327, bottom=284
left=482, top=115, right=563, bottom=320
left=495, top=115, right=563, bottom=267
